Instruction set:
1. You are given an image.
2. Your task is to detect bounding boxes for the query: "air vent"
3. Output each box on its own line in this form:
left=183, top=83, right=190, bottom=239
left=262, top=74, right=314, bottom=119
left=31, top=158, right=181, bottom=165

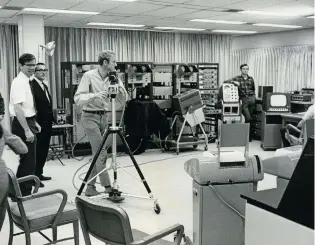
left=222, top=9, right=243, bottom=13
left=1, top=6, right=24, bottom=11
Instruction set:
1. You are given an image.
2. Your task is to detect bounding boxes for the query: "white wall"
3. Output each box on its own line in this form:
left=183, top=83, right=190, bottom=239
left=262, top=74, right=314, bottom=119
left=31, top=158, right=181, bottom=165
left=232, top=28, right=314, bottom=50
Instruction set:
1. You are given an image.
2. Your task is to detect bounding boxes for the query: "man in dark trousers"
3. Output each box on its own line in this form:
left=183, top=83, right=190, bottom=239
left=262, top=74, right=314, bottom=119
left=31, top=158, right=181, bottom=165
left=9, top=53, right=41, bottom=196
left=225, top=64, right=256, bottom=140
left=30, top=63, right=54, bottom=185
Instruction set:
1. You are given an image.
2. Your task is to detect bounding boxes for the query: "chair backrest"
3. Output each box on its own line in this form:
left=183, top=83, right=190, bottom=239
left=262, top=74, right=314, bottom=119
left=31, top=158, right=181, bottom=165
left=7, top=168, right=23, bottom=199
left=218, top=120, right=250, bottom=148
left=304, top=119, right=314, bottom=141
left=6, top=168, right=30, bottom=230
left=75, top=196, right=134, bottom=245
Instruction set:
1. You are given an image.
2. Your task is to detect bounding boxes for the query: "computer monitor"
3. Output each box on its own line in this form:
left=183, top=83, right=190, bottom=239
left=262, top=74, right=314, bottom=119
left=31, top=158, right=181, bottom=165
left=263, top=92, right=291, bottom=112
left=278, top=136, right=314, bottom=229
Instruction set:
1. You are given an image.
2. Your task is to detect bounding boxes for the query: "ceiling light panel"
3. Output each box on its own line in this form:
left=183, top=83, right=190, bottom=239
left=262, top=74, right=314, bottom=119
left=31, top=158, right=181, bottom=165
left=190, top=19, right=246, bottom=24
left=212, top=29, right=257, bottom=34
left=87, top=22, right=145, bottom=27
left=239, top=10, right=301, bottom=17
left=154, top=26, right=205, bottom=31
left=23, top=8, right=99, bottom=15
left=253, top=23, right=303, bottom=28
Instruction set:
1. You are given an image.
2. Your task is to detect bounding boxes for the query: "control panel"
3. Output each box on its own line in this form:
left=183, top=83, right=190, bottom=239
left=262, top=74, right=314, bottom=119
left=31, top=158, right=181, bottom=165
left=223, top=83, right=239, bottom=103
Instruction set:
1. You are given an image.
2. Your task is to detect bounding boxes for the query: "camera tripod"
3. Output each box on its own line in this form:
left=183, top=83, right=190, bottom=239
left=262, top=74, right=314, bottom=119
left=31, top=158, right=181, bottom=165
left=77, top=78, right=161, bottom=214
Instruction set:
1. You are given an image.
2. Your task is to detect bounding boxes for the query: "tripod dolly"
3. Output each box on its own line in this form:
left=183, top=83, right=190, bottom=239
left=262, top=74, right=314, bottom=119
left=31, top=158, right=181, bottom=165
left=77, top=71, right=161, bottom=214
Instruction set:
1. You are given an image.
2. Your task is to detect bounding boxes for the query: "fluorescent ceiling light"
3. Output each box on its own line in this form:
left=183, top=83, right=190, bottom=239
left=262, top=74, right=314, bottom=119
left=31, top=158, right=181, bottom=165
left=154, top=27, right=205, bottom=31
left=212, top=30, right=257, bottom=34
left=23, top=8, right=99, bottom=15
left=239, top=10, right=301, bottom=17
left=190, top=19, right=246, bottom=24
left=87, top=22, right=145, bottom=27
left=253, top=23, right=302, bottom=28
left=306, top=16, right=315, bottom=18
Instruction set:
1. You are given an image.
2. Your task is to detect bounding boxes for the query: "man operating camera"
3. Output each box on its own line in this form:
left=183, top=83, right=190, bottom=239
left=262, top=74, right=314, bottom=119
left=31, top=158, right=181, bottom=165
left=74, top=50, right=127, bottom=197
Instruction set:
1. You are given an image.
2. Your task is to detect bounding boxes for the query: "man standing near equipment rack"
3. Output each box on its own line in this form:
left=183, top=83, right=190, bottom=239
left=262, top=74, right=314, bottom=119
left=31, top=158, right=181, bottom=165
left=226, top=64, right=256, bottom=141
left=74, top=50, right=127, bottom=197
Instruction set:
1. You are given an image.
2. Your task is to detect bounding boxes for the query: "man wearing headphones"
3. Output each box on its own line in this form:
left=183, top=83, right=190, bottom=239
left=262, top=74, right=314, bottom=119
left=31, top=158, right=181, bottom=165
left=74, top=50, right=127, bottom=197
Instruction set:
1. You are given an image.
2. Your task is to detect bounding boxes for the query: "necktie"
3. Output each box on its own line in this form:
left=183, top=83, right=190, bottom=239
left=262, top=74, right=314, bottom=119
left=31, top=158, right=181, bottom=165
left=29, top=80, right=37, bottom=114
left=42, top=82, right=50, bottom=103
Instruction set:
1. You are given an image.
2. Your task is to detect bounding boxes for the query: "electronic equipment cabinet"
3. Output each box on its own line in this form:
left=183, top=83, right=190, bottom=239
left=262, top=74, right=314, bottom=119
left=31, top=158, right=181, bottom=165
left=251, top=98, right=263, bottom=140
left=197, top=63, right=220, bottom=141
left=261, top=111, right=289, bottom=150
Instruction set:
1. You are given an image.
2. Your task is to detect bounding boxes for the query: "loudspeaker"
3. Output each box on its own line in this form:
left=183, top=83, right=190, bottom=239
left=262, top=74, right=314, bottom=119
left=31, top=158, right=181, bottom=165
left=258, top=86, right=273, bottom=98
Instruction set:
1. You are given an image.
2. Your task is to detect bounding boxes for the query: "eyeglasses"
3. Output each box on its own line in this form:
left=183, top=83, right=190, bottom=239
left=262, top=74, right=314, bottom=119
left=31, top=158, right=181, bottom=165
left=35, top=69, right=48, bottom=72
left=24, top=64, right=36, bottom=67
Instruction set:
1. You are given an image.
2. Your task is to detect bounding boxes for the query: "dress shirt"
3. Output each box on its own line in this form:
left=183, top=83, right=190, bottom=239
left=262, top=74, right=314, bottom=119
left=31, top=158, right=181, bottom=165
left=74, top=69, right=127, bottom=111
left=9, top=72, right=36, bottom=117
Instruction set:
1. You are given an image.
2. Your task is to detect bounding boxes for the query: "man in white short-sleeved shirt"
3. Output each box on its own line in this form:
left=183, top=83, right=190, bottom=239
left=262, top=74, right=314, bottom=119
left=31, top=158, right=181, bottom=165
left=9, top=53, right=41, bottom=196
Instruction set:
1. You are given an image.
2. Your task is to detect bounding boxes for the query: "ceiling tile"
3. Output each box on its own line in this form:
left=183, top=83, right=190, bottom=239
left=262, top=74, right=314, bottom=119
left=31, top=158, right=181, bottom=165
left=45, top=13, right=94, bottom=21
left=29, top=0, right=84, bottom=9
left=221, top=0, right=295, bottom=9
left=106, top=2, right=165, bottom=15
left=258, top=1, right=314, bottom=14
left=183, top=0, right=244, bottom=8
left=6, top=0, right=35, bottom=7
left=172, top=10, right=227, bottom=20
left=70, top=0, right=127, bottom=12
left=0, top=9, right=19, bottom=18
left=115, top=16, right=182, bottom=26
left=80, top=14, right=126, bottom=23
left=143, top=6, right=199, bottom=18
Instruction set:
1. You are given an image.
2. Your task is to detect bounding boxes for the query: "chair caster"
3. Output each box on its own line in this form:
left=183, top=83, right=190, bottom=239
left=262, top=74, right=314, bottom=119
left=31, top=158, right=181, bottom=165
left=154, top=203, right=161, bottom=214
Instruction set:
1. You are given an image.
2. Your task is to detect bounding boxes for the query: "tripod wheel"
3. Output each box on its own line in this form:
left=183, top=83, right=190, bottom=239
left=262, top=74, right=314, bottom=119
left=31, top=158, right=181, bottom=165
left=154, top=203, right=161, bottom=214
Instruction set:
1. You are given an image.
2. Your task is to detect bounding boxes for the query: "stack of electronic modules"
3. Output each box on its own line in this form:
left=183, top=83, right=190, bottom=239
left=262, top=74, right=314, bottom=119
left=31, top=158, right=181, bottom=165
left=198, top=64, right=220, bottom=139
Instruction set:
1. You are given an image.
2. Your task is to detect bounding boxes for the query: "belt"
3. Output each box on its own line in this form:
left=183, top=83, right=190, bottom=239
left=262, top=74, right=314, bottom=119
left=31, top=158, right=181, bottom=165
left=83, top=110, right=107, bottom=115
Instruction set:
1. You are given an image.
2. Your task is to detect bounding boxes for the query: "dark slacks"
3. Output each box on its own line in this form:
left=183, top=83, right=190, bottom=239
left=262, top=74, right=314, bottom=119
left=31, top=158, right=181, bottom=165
left=35, top=121, right=52, bottom=177
left=11, top=117, right=37, bottom=196
left=241, top=96, right=256, bottom=140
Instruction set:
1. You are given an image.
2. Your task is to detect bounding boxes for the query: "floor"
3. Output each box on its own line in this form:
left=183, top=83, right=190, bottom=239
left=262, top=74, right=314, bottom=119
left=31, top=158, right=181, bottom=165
left=0, top=140, right=277, bottom=244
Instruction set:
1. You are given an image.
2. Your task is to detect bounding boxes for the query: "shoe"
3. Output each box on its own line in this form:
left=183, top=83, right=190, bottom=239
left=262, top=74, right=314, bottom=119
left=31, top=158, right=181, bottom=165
left=85, top=186, right=100, bottom=197
left=105, top=186, right=113, bottom=194
left=39, top=175, right=52, bottom=181
left=39, top=182, right=44, bottom=188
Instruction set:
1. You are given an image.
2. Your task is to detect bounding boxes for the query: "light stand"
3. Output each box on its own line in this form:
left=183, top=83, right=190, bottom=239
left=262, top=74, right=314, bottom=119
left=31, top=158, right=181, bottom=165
left=77, top=72, right=161, bottom=214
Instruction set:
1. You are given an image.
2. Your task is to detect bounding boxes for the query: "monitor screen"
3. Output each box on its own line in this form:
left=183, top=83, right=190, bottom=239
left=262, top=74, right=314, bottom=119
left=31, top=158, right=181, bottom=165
left=270, top=94, right=287, bottom=107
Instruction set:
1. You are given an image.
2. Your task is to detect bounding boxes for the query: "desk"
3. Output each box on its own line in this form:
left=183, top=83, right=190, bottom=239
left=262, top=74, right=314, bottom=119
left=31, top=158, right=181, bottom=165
left=242, top=189, right=314, bottom=245
left=291, top=101, right=312, bottom=113
left=49, top=124, right=74, bottom=165
left=281, top=112, right=305, bottom=127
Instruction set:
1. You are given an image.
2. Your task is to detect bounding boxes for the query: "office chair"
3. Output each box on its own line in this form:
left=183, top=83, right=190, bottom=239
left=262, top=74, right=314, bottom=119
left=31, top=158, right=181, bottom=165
left=285, top=119, right=314, bottom=147
left=6, top=168, right=79, bottom=245
left=75, top=196, right=185, bottom=245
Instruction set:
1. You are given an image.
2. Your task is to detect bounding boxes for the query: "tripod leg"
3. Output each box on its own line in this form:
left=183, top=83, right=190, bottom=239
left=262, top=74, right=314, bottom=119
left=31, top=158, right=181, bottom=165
left=77, top=129, right=111, bottom=196
left=117, top=130, right=152, bottom=195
